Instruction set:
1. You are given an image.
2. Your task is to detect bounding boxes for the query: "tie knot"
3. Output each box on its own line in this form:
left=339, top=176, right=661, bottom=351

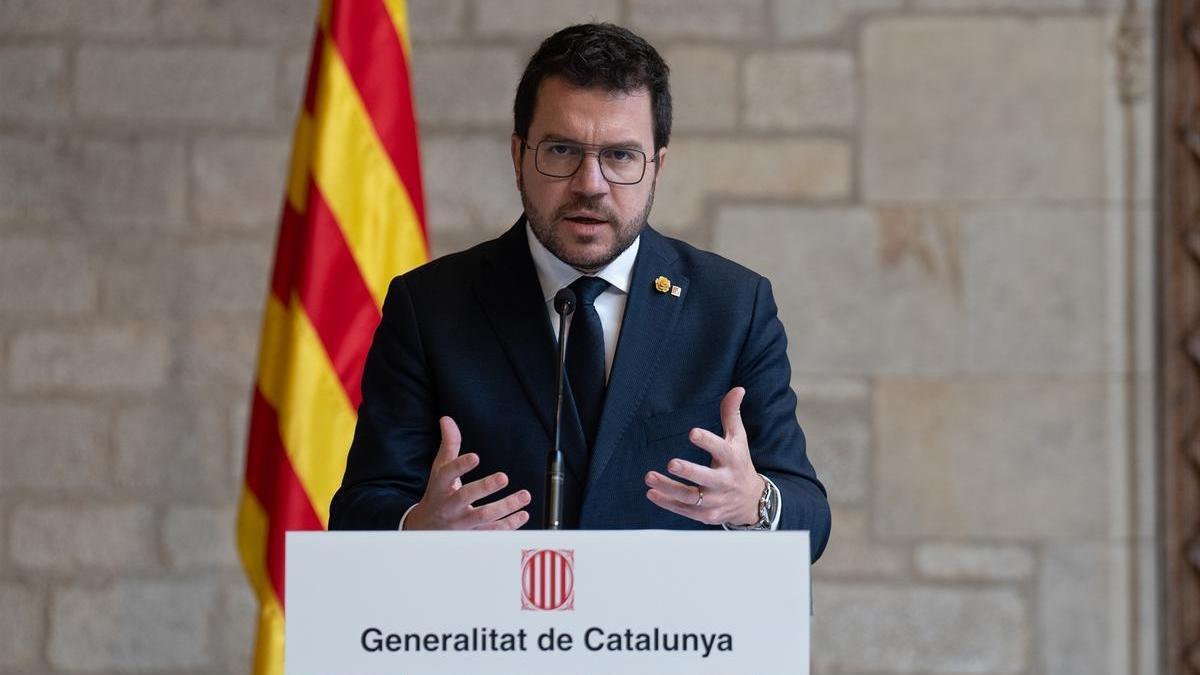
left=569, top=276, right=609, bottom=306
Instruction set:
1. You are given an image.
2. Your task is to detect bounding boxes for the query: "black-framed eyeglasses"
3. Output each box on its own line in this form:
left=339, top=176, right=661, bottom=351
left=525, top=139, right=656, bottom=185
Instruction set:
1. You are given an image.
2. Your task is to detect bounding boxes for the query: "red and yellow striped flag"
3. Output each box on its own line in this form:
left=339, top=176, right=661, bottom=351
left=236, top=0, right=427, bottom=672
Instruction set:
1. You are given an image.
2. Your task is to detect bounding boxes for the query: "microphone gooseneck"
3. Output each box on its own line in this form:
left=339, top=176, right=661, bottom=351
left=545, top=287, right=576, bottom=530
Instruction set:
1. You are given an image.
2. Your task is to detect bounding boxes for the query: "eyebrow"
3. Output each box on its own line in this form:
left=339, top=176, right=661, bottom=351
left=541, top=134, right=646, bottom=152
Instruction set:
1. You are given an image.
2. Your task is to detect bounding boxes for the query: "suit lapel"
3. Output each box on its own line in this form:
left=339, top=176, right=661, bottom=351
left=473, top=219, right=589, bottom=487
left=586, top=227, right=686, bottom=494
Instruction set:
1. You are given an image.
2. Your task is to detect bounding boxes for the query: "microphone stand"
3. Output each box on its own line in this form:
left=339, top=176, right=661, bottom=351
left=545, top=288, right=576, bottom=530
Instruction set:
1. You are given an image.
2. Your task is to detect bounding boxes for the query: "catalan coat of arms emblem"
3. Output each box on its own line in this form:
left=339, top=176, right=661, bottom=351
left=521, top=549, right=574, bottom=611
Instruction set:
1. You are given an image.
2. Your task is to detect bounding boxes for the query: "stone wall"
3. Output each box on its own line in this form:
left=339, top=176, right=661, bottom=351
left=0, top=1, right=1158, bottom=673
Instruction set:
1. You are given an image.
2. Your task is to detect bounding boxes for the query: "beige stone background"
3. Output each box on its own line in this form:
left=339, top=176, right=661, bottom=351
left=0, top=0, right=1160, bottom=673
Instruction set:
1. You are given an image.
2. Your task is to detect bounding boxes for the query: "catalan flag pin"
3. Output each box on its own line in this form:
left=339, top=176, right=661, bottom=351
left=654, top=276, right=671, bottom=293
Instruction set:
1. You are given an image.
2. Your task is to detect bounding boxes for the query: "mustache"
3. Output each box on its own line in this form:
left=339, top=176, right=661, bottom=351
left=556, top=198, right=617, bottom=221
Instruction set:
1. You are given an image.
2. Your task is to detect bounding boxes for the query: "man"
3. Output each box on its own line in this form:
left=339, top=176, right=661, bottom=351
left=330, top=23, right=830, bottom=559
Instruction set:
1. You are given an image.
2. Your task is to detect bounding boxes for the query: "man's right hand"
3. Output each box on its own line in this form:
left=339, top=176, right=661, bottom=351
left=403, top=416, right=532, bottom=530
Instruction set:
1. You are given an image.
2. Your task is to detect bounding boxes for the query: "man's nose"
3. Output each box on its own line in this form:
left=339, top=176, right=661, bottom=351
left=569, top=153, right=610, bottom=197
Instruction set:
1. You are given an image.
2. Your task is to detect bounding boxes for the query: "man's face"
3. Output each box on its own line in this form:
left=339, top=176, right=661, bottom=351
left=511, top=75, right=667, bottom=272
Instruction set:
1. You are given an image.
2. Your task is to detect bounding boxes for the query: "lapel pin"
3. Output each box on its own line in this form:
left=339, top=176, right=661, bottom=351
left=654, top=276, right=671, bottom=293
left=671, top=285, right=682, bottom=297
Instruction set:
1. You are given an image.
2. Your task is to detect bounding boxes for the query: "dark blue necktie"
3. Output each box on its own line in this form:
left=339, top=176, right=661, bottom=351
left=565, top=276, right=609, bottom=451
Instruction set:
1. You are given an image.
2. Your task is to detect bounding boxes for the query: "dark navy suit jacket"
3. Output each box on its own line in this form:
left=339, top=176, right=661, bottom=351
left=329, top=218, right=831, bottom=560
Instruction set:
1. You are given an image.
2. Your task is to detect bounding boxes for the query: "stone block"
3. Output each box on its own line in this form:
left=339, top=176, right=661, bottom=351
left=157, top=0, right=319, bottom=42
left=797, top=396, right=869, bottom=504
left=411, top=47, right=523, bottom=127
left=179, top=319, right=260, bottom=394
left=115, top=402, right=230, bottom=499
left=0, top=45, right=68, bottom=122
left=0, top=404, right=106, bottom=491
left=915, top=542, right=1035, bottom=581
left=191, top=136, right=291, bottom=230
left=813, top=582, right=1027, bottom=673
left=229, top=397, right=252, bottom=489
left=663, top=47, right=737, bottom=132
left=409, top=0, right=466, bottom=40
left=0, top=0, right=155, bottom=37
left=473, top=0, right=620, bottom=36
left=629, top=0, right=766, bottom=40
left=217, top=580, right=258, bottom=670
left=873, top=378, right=1110, bottom=539
left=429, top=229, right=489, bottom=260
left=0, top=137, right=180, bottom=227
left=744, top=51, right=855, bottom=130
left=792, top=377, right=870, bottom=400
left=863, top=17, right=1105, bottom=202
left=76, top=138, right=186, bottom=229
left=659, top=141, right=850, bottom=231
left=423, top=134, right=523, bottom=234
left=49, top=581, right=216, bottom=671
left=712, top=206, right=960, bottom=375
left=0, top=236, right=97, bottom=314
left=963, top=207, right=1106, bottom=374
left=102, top=240, right=270, bottom=317
left=99, top=241, right=181, bottom=316
left=77, top=46, right=275, bottom=125
left=10, top=504, right=156, bottom=573
left=1038, top=544, right=1114, bottom=675
left=915, top=0, right=1085, bottom=7
left=164, top=505, right=239, bottom=570
left=0, top=583, right=40, bottom=669
left=280, top=47, right=311, bottom=115
left=771, top=0, right=902, bottom=40
left=813, top=508, right=908, bottom=580
left=0, top=135, right=70, bottom=224
left=184, top=241, right=273, bottom=314
left=8, top=324, right=170, bottom=393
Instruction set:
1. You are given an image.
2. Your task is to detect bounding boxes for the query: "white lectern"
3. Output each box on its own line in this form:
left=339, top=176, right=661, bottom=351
left=286, top=530, right=810, bottom=674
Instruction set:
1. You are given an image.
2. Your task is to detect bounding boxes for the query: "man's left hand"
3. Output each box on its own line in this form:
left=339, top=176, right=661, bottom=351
left=645, top=387, right=763, bottom=527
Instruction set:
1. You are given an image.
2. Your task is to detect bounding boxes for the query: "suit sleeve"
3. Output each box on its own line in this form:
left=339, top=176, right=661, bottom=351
left=735, top=276, right=832, bottom=561
left=329, top=276, right=438, bottom=530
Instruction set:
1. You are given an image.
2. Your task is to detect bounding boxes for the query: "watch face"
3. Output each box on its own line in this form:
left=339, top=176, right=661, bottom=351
left=761, top=482, right=780, bottom=526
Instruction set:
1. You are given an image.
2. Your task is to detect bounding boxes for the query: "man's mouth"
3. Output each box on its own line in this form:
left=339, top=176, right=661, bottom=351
left=562, top=213, right=609, bottom=225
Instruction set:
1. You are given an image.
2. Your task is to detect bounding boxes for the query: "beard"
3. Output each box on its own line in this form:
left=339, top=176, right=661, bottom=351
left=519, top=174, right=655, bottom=272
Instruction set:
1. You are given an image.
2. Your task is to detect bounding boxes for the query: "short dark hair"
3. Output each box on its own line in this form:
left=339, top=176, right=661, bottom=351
left=513, top=23, right=672, bottom=153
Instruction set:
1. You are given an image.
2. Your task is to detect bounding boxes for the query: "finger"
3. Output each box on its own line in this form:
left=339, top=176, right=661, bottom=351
left=477, top=510, right=530, bottom=531
left=433, top=416, right=462, bottom=464
left=646, top=489, right=714, bottom=525
left=720, top=387, right=747, bottom=443
left=456, top=471, right=509, bottom=506
left=688, top=427, right=731, bottom=463
left=664, top=458, right=720, bottom=487
left=468, top=489, right=532, bottom=527
left=431, top=452, right=479, bottom=493
left=645, top=471, right=703, bottom=505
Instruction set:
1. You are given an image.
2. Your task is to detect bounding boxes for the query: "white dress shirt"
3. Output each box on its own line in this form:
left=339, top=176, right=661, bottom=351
left=525, top=222, right=639, bottom=380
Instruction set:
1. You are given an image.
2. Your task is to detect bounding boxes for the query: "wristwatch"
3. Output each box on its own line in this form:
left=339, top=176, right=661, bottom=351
left=725, top=474, right=780, bottom=530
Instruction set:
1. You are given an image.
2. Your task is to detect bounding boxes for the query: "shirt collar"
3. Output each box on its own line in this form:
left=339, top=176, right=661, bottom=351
left=525, top=218, right=640, bottom=303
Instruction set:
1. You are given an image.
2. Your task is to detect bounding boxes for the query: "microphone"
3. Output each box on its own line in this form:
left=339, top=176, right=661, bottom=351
left=545, top=287, right=576, bottom=529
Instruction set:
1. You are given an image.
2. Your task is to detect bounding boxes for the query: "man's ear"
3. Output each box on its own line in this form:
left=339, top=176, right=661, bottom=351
left=652, top=146, right=667, bottom=187
left=510, top=134, right=524, bottom=191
